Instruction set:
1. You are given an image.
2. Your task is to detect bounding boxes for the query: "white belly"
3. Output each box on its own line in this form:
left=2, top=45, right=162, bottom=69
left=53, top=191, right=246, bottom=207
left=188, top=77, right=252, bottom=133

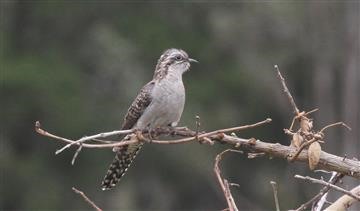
left=135, top=76, right=185, bottom=129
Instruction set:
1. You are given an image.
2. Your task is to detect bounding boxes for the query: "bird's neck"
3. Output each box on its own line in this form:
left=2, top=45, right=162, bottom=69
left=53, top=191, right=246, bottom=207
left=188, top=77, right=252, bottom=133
left=153, top=66, right=185, bottom=82
left=164, top=69, right=184, bottom=83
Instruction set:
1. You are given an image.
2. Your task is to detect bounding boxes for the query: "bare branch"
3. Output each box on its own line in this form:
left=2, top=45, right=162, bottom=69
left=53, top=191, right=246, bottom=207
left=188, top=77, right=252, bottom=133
left=313, top=172, right=338, bottom=211
left=294, top=172, right=343, bottom=211
left=294, top=175, right=360, bottom=201
left=150, top=118, right=272, bottom=144
left=270, top=181, right=280, bottom=211
left=222, top=135, right=360, bottom=179
left=72, top=187, right=102, bottom=211
left=274, top=65, right=299, bottom=115
left=35, top=121, right=138, bottom=149
left=36, top=120, right=360, bottom=179
left=320, top=122, right=352, bottom=133
left=55, top=128, right=134, bottom=154
left=35, top=118, right=272, bottom=149
left=214, top=149, right=241, bottom=211
left=325, top=185, right=360, bottom=211
left=71, top=144, right=83, bottom=165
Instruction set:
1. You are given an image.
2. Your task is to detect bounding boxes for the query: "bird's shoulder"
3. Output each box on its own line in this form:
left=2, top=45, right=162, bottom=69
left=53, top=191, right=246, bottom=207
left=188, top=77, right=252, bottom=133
left=121, top=81, right=155, bottom=130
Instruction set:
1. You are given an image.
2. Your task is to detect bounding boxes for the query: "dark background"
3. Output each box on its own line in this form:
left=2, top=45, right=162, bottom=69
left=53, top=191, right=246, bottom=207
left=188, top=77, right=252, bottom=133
left=1, top=1, right=359, bottom=210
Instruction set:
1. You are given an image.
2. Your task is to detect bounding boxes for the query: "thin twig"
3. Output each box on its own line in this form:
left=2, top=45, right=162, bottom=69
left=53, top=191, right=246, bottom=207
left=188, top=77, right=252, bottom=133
left=36, top=118, right=272, bottom=150
left=274, top=65, right=299, bottom=115
left=270, top=181, right=280, bottom=211
left=229, top=183, right=241, bottom=188
left=304, top=108, right=319, bottom=116
left=312, top=171, right=337, bottom=211
left=35, top=121, right=137, bottom=148
left=325, top=185, right=360, bottom=211
left=71, top=144, right=83, bottom=165
left=92, top=139, right=117, bottom=144
left=55, top=129, right=134, bottom=154
left=294, top=175, right=360, bottom=201
left=72, top=187, right=102, bottom=211
left=154, top=118, right=272, bottom=143
left=288, top=109, right=319, bottom=132
left=320, top=122, right=351, bottom=133
left=214, top=149, right=242, bottom=211
left=195, top=115, right=201, bottom=142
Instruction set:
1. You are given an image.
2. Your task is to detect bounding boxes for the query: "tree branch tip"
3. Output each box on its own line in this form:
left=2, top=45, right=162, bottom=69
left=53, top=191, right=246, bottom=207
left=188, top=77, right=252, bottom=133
left=304, top=108, right=319, bottom=116
left=55, top=149, right=63, bottom=155
left=229, top=182, right=241, bottom=188
left=72, top=187, right=102, bottom=211
left=320, top=122, right=352, bottom=133
left=35, top=120, right=41, bottom=129
left=342, top=123, right=351, bottom=131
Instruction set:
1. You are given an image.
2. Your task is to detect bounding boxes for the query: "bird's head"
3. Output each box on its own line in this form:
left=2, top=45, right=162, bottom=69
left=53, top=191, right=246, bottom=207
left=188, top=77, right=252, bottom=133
left=154, top=48, right=197, bottom=79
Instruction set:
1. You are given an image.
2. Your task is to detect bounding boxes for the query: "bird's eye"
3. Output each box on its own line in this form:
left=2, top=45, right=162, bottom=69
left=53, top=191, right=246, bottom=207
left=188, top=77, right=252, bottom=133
left=175, top=55, right=182, bottom=61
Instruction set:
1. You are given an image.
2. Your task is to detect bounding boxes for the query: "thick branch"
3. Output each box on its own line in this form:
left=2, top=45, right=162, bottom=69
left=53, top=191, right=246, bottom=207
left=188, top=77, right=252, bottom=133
left=36, top=120, right=360, bottom=179
left=222, top=135, right=360, bottom=179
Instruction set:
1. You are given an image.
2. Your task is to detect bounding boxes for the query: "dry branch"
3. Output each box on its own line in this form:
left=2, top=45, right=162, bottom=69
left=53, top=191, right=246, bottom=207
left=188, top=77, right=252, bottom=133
left=274, top=65, right=299, bottom=115
left=270, top=181, right=280, bottom=211
left=294, top=175, right=360, bottom=201
left=214, top=149, right=241, bottom=211
left=312, top=172, right=338, bottom=211
left=35, top=120, right=360, bottom=179
left=72, top=187, right=102, bottom=211
left=295, top=173, right=344, bottom=211
left=35, top=64, right=360, bottom=211
left=324, top=185, right=360, bottom=211
left=222, top=135, right=360, bottom=179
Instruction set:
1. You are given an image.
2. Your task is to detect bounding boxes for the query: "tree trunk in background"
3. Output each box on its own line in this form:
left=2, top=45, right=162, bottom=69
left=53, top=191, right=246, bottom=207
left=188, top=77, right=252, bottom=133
left=342, top=2, right=360, bottom=210
left=311, top=4, right=337, bottom=151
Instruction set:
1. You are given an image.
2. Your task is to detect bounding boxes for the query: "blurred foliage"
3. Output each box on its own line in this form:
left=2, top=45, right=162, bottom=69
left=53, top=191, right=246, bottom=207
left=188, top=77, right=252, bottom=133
left=1, top=1, right=359, bottom=210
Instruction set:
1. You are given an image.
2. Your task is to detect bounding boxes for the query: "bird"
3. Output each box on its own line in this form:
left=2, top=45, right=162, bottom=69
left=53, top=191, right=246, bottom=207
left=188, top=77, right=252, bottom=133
left=101, top=48, right=197, bottom=190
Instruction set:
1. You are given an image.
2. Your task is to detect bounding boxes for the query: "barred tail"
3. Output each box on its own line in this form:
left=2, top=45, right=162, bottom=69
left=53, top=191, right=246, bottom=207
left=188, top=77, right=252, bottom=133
left=101, top=143, right=143, bottom=190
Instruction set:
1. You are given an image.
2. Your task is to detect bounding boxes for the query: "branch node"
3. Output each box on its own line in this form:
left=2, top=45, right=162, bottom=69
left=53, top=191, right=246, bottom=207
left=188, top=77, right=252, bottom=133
left=248, top=138, right=257, bottom=145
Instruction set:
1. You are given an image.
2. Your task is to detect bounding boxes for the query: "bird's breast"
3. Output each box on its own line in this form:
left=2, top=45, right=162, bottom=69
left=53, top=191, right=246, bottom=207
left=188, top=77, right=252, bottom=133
left=136, top=78, right=185, bottom=129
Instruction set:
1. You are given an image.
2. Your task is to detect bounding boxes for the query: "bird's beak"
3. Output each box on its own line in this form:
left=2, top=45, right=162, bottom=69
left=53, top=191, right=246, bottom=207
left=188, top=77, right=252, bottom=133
left=188, top=58, right=198, bottom=63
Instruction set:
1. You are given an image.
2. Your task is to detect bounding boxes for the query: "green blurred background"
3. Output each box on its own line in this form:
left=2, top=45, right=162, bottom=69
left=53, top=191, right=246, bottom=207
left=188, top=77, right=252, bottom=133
left=1, top=1, right=359, bottom=210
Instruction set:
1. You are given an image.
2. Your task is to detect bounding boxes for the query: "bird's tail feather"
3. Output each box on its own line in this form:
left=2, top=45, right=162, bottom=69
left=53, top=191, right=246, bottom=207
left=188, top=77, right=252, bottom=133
left=101, top=143, right=143, bottom=190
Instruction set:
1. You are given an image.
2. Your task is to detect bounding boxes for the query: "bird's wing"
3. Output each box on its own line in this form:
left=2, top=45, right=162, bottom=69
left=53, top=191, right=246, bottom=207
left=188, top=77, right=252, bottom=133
left=121, top=81, right=155, bottom=130
left=101, top=81, right=155, bottom=190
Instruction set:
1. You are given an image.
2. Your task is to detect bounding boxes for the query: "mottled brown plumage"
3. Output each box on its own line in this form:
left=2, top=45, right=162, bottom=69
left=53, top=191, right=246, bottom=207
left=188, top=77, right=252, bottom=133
left=122, top=81, right=155, bottom=130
